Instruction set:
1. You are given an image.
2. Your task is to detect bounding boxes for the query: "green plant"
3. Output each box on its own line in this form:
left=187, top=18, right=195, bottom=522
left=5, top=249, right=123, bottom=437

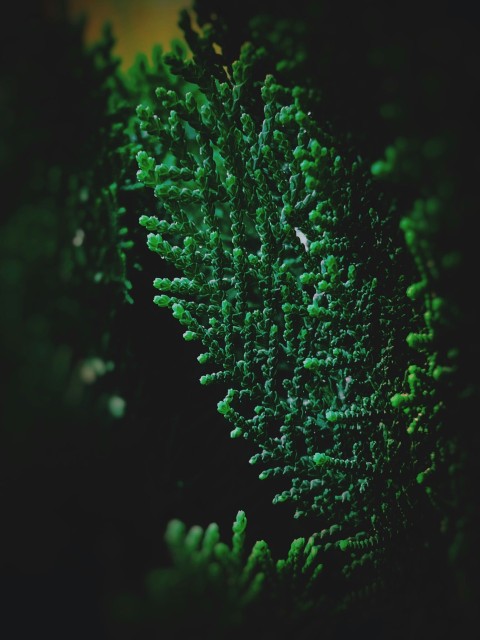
left=3, top=3, right=472, bottom=637
left=140, top=511, right=323, bottom=632
left=135, top=7, right=460, bottom=620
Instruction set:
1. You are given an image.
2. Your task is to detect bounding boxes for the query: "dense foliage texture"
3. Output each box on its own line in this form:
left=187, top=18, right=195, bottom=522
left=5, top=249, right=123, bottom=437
left=135, top=8, right=460, bottom=619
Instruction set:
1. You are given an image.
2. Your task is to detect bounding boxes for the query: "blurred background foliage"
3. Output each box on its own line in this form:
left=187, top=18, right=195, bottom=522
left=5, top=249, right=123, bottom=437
left=0, top=0, right=478, bottom=638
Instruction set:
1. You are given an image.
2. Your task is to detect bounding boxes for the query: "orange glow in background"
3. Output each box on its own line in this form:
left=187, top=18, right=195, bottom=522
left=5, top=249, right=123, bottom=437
left=69, top=0, right=191, bottom=68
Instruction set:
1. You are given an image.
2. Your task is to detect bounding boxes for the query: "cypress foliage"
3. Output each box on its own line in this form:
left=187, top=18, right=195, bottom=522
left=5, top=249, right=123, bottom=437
left=134, top=6, right=464, bottom=631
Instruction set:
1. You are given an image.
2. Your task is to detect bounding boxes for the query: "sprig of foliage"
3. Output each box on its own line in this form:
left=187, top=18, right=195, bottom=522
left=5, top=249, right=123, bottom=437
left=135, top=8, right=458, bottom=611
left=112, top=510, right=326, bottom=635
